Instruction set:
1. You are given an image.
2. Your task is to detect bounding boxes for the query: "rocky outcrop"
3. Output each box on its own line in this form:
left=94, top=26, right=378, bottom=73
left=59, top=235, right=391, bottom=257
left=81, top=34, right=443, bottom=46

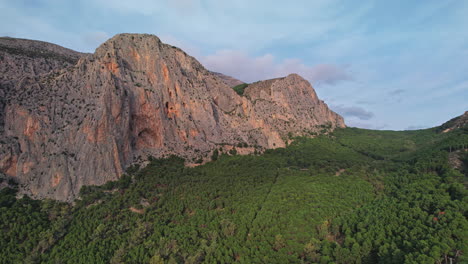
left=0, top=33, right=344, bottom=201
left=244, top=74, right=345, bottom=142
left=439, top=111, right=468, bottom=133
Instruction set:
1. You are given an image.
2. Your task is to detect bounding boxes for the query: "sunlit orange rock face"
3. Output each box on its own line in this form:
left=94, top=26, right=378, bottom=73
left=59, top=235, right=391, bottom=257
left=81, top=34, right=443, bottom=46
left=0, top=34, right=344, bottom=201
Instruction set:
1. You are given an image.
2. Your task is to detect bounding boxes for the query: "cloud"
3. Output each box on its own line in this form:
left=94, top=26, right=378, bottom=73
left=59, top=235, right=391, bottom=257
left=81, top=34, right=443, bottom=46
left=355, top=99, right=374, bottom=105
left=200, top=49, right=352, bottom=85
left=332, top=105, right=374, bottom=120
left=200, top=50, right=274, bottom=83
left=310, top=64, right=354, bottom=85
left=389, top=89, right=405, bottom=95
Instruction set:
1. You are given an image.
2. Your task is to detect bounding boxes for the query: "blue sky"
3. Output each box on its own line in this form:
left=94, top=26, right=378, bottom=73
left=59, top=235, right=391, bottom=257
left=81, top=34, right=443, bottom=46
left=1, top=0, right=467, bottom=130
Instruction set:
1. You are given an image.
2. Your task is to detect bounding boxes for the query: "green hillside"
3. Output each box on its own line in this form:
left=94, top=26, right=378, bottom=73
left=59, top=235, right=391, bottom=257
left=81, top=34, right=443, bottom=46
left=0, top=125, right=467, bottom=264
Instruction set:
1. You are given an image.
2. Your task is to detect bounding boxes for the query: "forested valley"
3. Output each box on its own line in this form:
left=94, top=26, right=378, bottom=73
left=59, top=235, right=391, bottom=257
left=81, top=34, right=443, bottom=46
left=0, top=124, right=467, bottom=264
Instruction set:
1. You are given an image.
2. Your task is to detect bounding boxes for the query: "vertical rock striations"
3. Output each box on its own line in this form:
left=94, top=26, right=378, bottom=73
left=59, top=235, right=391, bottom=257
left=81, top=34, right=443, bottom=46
left=0, top=33, right=344, bottom=200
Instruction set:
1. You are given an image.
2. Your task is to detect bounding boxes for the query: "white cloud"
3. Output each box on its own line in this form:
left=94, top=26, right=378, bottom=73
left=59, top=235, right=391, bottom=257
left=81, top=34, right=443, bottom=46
left=332, top=105, right=374, bottom=120
left=199, top=49, right=352, bottom=85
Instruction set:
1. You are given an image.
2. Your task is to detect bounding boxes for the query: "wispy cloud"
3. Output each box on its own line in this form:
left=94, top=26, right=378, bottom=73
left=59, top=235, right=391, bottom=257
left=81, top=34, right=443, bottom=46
left=332, top=105, right=374, bottom=120
left=389, top=89, right=405, bottom=96
left=200, top=49, right=352, bottom=85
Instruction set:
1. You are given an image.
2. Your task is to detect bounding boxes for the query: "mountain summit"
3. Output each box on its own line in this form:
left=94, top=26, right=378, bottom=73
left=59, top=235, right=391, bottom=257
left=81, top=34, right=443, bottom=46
left=0, top=33, right=344, bottom=200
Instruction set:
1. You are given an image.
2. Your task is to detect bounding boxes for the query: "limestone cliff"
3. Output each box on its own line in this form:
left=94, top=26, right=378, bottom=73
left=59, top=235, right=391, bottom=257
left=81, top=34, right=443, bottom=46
left=244, top=74, right=345, bottom=140
left=0, top=33, right=344, bottom=200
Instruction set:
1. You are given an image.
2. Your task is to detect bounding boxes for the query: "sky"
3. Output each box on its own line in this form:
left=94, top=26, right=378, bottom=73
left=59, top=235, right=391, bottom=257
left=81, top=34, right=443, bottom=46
left=1, top=0, right=467, bottom=130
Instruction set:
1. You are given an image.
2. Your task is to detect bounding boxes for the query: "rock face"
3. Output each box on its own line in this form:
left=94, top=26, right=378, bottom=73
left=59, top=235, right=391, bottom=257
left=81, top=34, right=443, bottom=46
left=0, top=37, right=86, bottom=83
left=244, top=75, right=345, bottom=139
left=0, top=37, right=87, bottom=135
left=0, top=33, right=344, bottom=201
left=439, top=111, right=468, bottom=133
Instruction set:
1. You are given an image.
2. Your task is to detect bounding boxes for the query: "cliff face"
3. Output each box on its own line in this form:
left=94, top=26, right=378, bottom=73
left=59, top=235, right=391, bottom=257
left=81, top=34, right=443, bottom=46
left=0, top=34, right=344, bottom=201
left=244, top=74, right=344, bottom=140
left=0, top=37, right=87, bottom=136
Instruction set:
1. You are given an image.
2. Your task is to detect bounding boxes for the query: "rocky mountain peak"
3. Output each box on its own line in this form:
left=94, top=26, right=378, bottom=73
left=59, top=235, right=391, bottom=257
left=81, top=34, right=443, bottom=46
left=94, top=33, right=162, bottom=58
left=0, top=34, right=345, bottom=201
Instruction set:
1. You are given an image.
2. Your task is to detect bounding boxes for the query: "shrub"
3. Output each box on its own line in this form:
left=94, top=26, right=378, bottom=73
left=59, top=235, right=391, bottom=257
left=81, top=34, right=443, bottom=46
left=232, top=83, right=248, bottom=96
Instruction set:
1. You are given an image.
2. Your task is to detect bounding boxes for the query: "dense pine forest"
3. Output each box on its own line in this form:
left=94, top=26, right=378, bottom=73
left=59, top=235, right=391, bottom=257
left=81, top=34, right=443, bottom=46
left=0, top=124, right=467, bottom=263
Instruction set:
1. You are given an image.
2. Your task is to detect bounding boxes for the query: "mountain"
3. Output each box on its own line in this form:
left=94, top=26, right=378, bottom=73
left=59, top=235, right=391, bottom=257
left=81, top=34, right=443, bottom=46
left=439, top=111, right=468, bottom=133
left=0, top=113, right=465, bottom=263
left=210, top=72, right=244, bottom=87
left=0, top=37, right=86, bottom=83
left=0, top=33, right=344, bottom=201
left=0, top=37, right=87, bottom=136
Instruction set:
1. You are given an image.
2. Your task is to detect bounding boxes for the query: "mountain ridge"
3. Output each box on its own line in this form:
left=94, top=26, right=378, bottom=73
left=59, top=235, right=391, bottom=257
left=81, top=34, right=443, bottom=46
left=210, top=72, right=244, bottom=87
left=439, top=111, right=468, bottom=133
left=0, top=33, right=344, bottom=200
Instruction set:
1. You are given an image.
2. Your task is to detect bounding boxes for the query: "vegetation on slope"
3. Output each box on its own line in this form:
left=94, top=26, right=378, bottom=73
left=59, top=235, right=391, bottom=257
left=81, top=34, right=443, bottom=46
left=0, top=125, right=466, bottom=263
left=232, top=83, right=248, bottom=96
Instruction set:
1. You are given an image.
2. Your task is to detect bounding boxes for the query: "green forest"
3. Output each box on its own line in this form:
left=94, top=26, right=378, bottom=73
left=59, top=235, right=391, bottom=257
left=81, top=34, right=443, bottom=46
left=0, top=123, right=467, bottom=263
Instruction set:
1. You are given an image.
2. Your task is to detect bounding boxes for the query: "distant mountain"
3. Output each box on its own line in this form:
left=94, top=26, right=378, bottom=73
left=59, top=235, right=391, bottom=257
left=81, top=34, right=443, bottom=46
left=0, top=34, right=344, bottom=200
left=210, top=72, right=244, bottom=87
left=0, top=37, right=86, bottom=83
